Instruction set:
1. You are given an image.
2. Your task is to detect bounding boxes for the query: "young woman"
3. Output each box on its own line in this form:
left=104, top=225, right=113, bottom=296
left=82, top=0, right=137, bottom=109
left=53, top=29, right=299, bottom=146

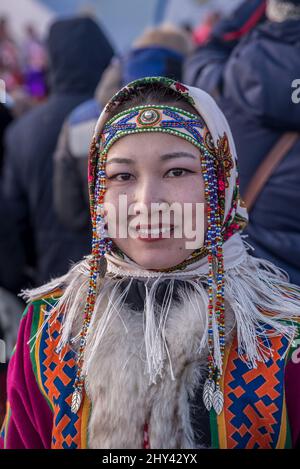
left=1, top=77, right=300, bottom=449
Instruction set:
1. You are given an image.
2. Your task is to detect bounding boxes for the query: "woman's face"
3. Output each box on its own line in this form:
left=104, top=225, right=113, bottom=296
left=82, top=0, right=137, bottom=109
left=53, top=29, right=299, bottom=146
left=104, top=131, right=207, bottom=270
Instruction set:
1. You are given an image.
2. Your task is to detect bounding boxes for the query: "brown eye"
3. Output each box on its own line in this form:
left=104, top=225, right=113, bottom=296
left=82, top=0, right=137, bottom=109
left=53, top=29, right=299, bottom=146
left=166, top=168, right=193, bottom=178
left=108, top=173, right=133, bottom=181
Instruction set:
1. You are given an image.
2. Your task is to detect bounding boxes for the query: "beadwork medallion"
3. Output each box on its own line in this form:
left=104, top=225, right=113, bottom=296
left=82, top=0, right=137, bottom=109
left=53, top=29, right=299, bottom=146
left=137, top=108, right=161, bottom=127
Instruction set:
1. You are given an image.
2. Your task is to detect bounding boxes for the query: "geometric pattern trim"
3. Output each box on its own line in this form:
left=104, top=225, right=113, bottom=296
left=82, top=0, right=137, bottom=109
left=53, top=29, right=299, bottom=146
left=216, top=324, right=292, bottom=448
left=29, top=295, right=296, bottom=449
left=30, top=293, right=91, bottom=449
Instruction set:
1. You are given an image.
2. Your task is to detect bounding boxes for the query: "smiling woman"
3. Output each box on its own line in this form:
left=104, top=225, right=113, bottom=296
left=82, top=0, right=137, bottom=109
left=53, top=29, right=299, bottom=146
left=1, top=77, right=300, bottom=450
left=104, top=131, right=206, bottom=270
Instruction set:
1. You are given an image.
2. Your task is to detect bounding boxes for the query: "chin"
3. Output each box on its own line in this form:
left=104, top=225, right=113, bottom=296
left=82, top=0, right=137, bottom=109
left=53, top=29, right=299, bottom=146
left=131, top=253, right=187, bottom=271
left=115, top=241, right=191, bottom=271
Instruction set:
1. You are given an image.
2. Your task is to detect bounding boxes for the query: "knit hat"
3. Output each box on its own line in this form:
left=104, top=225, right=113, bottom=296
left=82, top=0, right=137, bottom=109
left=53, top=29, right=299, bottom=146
left=267, top=0, right=300, bottom=21
left=122, top=23, right=192, bottom=84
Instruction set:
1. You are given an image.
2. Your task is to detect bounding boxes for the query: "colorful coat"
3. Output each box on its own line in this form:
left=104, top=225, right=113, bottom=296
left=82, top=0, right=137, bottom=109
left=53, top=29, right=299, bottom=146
left=1, top=290, right=300, bottom=449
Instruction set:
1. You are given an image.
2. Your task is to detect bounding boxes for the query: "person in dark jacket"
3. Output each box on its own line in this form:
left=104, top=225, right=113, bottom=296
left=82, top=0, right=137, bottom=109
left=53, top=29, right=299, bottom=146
left=0, top=103, right=12, bottom=173
left=53, top=24, right=192, bottom=243
left=1, top=16, right=114, bottom=287
left=184, top=0, right=300, bottom=285
left=0, top=103, right=25, bottom=294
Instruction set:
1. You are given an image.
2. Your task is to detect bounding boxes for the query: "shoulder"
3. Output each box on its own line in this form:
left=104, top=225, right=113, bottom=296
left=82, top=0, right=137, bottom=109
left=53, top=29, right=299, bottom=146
left=7, top=288, right=64, bottom=393
left=22, top=288, right=64, bottom=339
left=21, top=289, right=65, bottom=396
left=6, top=103, right=48, bottom=141
left=28, top=287, right=64, bottom=314
left=24, top=288, right=63, bottom=313
left=68, top=98, right=100, bottom=126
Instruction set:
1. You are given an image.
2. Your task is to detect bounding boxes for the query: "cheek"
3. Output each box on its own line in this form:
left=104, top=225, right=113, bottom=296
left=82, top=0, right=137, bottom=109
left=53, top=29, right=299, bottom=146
left=103, top=187, right=136, bottom=229
left=173, top=175, right=205, bottom=204
left=104, top=186, right=134, bottom=206
left=103, top=189, right=116, bottom=206
left=102, top=189, right=121, bottom=224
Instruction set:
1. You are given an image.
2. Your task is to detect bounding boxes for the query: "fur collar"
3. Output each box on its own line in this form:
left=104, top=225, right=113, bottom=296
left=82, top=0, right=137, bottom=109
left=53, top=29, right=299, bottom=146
left=85, top=285, right=236, bottom=449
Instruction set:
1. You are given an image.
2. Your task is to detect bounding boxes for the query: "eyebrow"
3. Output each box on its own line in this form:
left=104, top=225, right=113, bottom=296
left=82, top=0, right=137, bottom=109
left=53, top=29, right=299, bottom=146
left=106, top=152, right=197, bottom=166
left=160, top=152, right=197, bottom=162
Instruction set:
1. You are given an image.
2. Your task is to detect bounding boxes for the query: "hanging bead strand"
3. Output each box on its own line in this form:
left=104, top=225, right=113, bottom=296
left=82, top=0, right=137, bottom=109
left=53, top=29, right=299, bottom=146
left=71, top=148, right=111, bottom=413
left=201, top=148, right=225, bottom=415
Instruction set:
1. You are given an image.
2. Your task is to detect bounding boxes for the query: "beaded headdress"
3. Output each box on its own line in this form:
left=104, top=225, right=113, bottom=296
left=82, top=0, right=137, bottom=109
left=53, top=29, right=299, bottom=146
left=71, top=77, right=248, bottom=414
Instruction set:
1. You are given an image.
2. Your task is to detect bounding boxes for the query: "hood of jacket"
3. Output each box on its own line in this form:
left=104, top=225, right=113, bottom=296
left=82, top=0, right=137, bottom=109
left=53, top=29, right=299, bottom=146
left=223, top=19, right=300, bottom=129
left=46, top=16, right=114, bottom=95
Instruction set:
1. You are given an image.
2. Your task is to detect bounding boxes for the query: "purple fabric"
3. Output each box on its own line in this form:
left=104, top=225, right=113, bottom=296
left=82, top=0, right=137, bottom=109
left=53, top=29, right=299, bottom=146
left=0, top=305, right=52, bottom=449
left=285, top=347, right=300, bottom=448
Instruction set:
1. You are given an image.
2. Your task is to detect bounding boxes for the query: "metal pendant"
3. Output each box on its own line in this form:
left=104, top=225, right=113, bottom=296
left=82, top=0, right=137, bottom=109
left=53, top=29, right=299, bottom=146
left=203, top=378, right=215, bottom=411
left=71, top=389, right=82, bottom=414
left=212, top=387, right=224, bottom=415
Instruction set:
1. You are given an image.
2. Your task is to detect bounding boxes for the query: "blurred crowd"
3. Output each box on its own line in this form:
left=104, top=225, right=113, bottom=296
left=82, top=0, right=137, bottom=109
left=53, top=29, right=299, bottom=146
left=0, top=0, right=300, bottom=424
left=0, top=17, right=48, bottom=115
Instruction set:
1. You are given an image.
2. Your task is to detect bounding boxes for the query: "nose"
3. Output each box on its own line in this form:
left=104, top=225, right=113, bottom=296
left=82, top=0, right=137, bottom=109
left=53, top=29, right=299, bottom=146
left=133, top=176, right=167, bottom=214
left=135, top=176, right=165, bottom=205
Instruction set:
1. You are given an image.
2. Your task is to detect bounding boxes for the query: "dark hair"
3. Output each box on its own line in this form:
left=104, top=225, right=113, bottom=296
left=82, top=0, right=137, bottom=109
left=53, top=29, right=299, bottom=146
left=107, top=81, right=199, bottom=119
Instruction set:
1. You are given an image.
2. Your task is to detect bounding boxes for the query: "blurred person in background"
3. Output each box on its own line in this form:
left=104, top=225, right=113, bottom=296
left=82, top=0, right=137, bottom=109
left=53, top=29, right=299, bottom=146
left=1, top=16, right=114, bottom=289
left=192, top=10, right=221, bottom=45
left=185, top=0, right=300, bottom=286
left=0, top=101, right=27, bottom=298
left=53, top=23, right=192, bottom=253
left=184, top=0, right=266, bottom=96
left=0, top=102, right=24, bottom=428
left=22, top=24, right=48, bottom=102
left=0, top=103, right=12, bottom=173
left=0, top=17, right=22, bottom=94
left=0, top=100, right=24, bottom=298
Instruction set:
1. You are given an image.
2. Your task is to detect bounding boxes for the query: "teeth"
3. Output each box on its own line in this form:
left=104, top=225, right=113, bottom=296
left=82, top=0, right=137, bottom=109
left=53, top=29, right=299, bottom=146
left=138, top=227, right=172, bottom=236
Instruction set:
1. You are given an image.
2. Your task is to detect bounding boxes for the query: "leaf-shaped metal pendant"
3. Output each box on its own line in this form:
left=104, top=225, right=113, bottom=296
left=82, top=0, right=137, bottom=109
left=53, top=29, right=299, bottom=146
left=203, top=378, right=215, bottom=411
left=71, top=389, right=82, bottom=414
left=212, top=388, right=224, bottom=415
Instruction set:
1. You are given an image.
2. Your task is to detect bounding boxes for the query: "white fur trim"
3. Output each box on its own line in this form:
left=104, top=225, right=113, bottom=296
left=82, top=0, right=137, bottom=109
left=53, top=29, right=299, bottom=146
left=267, top=0, right=300, bottom=21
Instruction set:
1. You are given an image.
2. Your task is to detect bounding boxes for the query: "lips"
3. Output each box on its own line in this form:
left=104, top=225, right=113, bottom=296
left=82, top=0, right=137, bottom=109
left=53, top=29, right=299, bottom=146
left=135, top=224, right=174, bottom=240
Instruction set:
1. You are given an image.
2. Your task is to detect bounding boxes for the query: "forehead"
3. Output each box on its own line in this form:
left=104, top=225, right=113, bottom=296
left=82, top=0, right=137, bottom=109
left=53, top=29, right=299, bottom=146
left=106, top=132, right=200, bottom=160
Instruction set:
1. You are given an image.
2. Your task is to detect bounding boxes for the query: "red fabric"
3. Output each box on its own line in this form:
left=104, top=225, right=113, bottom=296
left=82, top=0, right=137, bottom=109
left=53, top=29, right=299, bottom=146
left=193, top=24, right=213, bottom=45
left=285, top=348, right=300, bottom=448
left=0, top=305, right=53, bottom=448
left=222, top=2, right=266, bottom=41
left=0, top=367, right=7, bottom=429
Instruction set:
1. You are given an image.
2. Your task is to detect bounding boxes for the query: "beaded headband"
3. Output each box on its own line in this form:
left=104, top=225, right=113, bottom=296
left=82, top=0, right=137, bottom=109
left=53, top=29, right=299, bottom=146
left=100, top=104, right=211, bottom=153
left=72, top=103, right=233, bottom=416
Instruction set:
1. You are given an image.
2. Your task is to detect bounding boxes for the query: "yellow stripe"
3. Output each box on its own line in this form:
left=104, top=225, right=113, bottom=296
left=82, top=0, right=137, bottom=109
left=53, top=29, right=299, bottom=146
left=276, top=337, right=293, bottom=449
left=3, top=401, right=11, bottom=448
left=217, top=338, right=233, bottom=448
left=32, top=289, right=63, bottom=302
left=81, top=395, right=91, bottom=448
left=34, top=304, right=54, bottom=411
left=276, top=333, right=298, bottom=448
left=276, top=390, right=287, bottom=448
